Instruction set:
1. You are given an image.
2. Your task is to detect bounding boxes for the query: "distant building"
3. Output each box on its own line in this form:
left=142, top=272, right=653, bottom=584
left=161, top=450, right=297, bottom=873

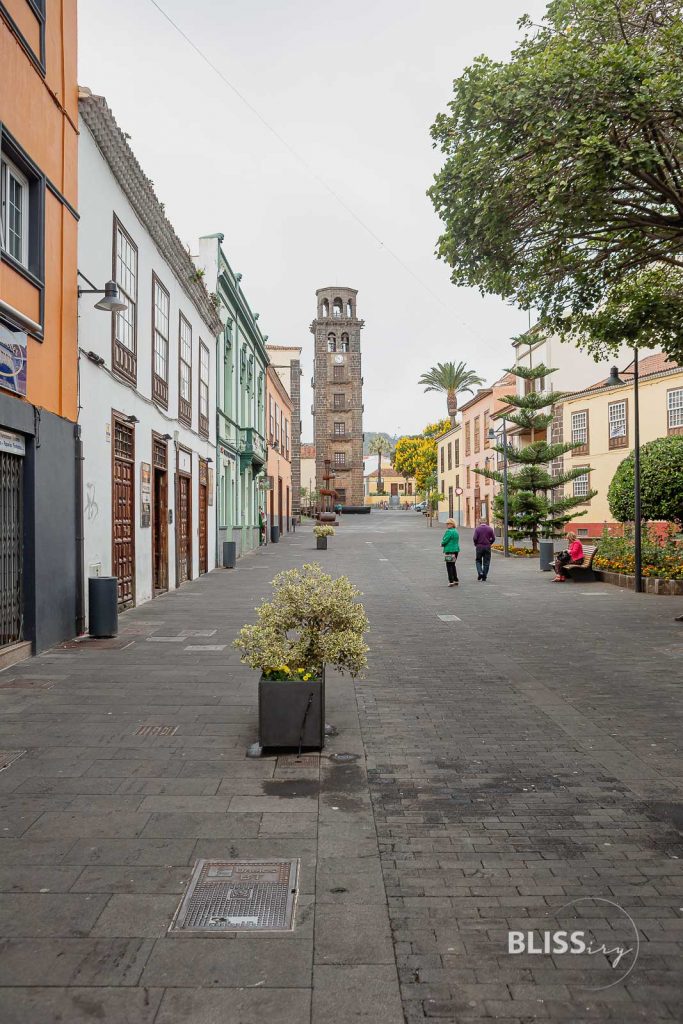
left=559, top=353, right=682, bottom=538
left=311, top=287, right=364, bottom=506
left=79, top=92, right=222, bottom=613
left=364, top=467, right=416, bottom=507
left=266, top=344, right=302, bottom=520
left=456, top=373, right=516, bottom=528
left=436, top=423, right=463, bottom=524
left=198, top=234, right=268, bottom=560
left=265, top=353, right=293, bottom=536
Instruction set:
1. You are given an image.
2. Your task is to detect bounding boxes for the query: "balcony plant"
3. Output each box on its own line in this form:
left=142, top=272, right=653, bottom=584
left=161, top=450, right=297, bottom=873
left=233, top=564, right=369, bottom=750
left=313, top=523, right=335, bottom=550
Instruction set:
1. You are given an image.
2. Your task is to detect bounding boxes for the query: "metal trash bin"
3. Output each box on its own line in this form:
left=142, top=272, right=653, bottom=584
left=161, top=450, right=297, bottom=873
left=222, top=541, right=237, bottom=568
left=88, top=576, right=118, bottom=637
left=539, top=540, right=555, bottom=572
left=270, top=525, right=280, bottom=544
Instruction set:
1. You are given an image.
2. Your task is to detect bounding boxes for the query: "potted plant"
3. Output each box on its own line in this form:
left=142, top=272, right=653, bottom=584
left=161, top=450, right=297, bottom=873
left=233, top=564, right=369, bottom=751
left=313, top=524, right=335, bottom=550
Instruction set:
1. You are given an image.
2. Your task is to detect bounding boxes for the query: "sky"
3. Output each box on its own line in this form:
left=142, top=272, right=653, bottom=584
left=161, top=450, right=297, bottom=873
left=79, top=0, right=548, bottom=439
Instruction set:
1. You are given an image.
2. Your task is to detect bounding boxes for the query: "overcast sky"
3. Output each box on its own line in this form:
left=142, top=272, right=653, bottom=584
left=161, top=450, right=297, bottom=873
left=79, top=0, right=548, bottom=439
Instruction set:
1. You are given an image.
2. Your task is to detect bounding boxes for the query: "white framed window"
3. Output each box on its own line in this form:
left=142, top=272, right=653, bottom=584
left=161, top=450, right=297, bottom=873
left=571, top=410, right=588, bottom=450
left=667, top=388, right=683, bottom=432
left=573, top=468, right=589, bottom=498
left=114, top=220, right=137, bottom=353
left=152, top=275, right=169, bottom=407
left=608, top=400, right=626, bottom=437
left=178, top=313, right=192, bottom=423
left=199, top=341, right=210, bottom=436
left=1, top=157, right=29, bottom=267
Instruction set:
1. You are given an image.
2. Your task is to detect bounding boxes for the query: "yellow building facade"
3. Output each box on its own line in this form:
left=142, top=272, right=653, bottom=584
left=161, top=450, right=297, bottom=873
left=364, top=466, right=416, bottom=507
left=560, top=354, right=682, bottom=537
left=436, top=423, right=463, bottom=523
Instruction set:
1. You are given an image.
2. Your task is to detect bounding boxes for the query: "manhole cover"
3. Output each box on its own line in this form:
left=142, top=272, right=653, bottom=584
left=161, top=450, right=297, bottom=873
left=278, top=754, right=320, bottom=768
left=170, top=859, right=299, bottom=933
left=0, top=679, right=54, bottom=690
left=328, top=753, right=360, bottom=764
left=136, top=725, right=178, bottom=737
left=0, top=751, right=26, bottom=772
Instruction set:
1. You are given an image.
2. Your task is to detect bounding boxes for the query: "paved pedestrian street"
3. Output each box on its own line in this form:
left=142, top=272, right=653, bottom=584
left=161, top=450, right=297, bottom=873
left=0, top=512, right=681, bottom=1024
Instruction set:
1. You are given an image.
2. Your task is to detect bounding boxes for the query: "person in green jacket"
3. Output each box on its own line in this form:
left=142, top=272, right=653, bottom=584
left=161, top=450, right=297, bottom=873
left=441, top=518, right=460, bottom=586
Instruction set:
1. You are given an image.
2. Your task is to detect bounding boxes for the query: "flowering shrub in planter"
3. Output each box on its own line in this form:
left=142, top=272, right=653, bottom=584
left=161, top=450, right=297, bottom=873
left=233, top=564, right=369, bottom=749
left=313, top=524, right=335, bottom=538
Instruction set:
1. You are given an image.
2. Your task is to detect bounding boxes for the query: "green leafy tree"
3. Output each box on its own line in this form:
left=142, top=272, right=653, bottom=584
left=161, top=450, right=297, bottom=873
left=368, top=435, right=393, bottom=492
left=418, top=362, right=484, bottom=425
left=429, top=0, right=683, bottom=362
left=608, top=436, right=683, bottom=525
left=476, top=364, right=596, bottom=551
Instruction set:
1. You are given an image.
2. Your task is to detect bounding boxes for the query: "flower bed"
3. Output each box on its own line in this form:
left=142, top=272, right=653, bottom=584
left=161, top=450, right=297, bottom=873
left=492, top=544, right=536, bottom=557
left=594, top=569, right=683, bottom=596
left=594, top=526, right=683, bottom=581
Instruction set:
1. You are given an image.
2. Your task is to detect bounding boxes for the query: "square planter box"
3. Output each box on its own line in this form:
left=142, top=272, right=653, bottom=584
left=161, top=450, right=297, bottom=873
left=316, top=536, right=328, bottom=550
left=259, top=674, right=325, bottom=750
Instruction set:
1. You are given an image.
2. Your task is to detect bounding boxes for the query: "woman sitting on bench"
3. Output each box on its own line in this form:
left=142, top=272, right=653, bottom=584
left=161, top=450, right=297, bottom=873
left=552, top=532, right=584, bottom=582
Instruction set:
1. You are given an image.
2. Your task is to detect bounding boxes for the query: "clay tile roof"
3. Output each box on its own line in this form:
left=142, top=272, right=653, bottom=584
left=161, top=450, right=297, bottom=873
left=300, top=444, right=316, bottom=458
left=623, top=352, right=679, bottom=376
left=78, top=89, right=222, bottom=336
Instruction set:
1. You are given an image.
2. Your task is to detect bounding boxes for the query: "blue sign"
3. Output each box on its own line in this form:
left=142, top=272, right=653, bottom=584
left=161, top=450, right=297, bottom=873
left=0, top=321, right=27, bottom=397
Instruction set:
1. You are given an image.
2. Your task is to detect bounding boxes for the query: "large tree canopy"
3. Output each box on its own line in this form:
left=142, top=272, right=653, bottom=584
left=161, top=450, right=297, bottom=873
left=429, top=0, right=683, bottom=359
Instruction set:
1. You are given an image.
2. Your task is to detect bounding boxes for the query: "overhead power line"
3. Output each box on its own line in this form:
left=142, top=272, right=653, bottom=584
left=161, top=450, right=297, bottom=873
left=145, top=0, right=494, bottom=346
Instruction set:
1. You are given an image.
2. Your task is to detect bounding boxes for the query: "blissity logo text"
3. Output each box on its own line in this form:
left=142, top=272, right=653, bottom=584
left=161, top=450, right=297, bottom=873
left=506, top=897, right=640, bottom=991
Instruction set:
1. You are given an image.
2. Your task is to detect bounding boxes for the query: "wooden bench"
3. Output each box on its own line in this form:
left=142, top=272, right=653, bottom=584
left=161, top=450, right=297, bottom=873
left=564, top=546, right=599, bottom=582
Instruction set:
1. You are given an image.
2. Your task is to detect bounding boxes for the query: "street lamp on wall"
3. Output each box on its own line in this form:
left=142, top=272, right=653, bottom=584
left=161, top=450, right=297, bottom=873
left=488, top=419, right=510, bottom=558
left=77, top=276, right=128, bottom=313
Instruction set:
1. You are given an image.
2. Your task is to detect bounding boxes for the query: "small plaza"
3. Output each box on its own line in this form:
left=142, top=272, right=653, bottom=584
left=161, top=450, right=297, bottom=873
left=0, top=512, right=680, bottom=1023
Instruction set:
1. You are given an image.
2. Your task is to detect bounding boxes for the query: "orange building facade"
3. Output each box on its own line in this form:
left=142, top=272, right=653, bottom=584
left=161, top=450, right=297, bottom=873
left=455, top=373, right=515, bottom=529
left=0, top=1, right=79, bottom=661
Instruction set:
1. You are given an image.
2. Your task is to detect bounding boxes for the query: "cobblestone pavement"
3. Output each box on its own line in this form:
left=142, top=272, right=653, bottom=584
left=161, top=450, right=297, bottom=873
left=0, top=512, right=681, bottom=1023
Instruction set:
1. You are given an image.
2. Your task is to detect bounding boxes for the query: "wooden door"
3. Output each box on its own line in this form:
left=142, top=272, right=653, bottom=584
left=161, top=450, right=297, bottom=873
left=177, top=473, right=191, bottom=584
left=390, top=482, right=398, bottom=496
left=198, top=460, right=208, bottom=575
left=278, top=477, right=283, bottom=533
left=152, top=435, right=168, bottom=593
left=113, top=417, right=135, bottom=608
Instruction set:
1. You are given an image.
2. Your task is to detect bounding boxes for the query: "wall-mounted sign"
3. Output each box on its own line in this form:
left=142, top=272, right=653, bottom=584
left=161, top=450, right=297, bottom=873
left=105, top=422, right=111, bottom=444
left=178, top=449, right=192, bottom=475
left=0, top=428, right=26, bottom=456
left=140, top=462, right=151, bottom=527
left=0, top=322, right=27, bottom=397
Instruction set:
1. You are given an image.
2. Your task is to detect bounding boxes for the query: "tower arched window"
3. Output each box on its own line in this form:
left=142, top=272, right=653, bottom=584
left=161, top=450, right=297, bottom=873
left=327, top=333, right=336, bottom=352
left=346, top=299, right=353, bottom=317
left=322, top=299, right=329, bottom=317
left=333, top=298, right=342, bottom=318
left=341, top=333, right=349, bottom=352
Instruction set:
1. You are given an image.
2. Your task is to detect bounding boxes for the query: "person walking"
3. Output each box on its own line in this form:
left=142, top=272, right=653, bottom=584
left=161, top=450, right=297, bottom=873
left=473, top=517, right=496, bottom=581
left=441, top=518, right=460, bottom=586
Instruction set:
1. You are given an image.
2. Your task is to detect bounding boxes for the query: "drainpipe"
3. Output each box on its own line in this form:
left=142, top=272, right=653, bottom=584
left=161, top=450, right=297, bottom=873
left=74, top=423, right=85, bottom=635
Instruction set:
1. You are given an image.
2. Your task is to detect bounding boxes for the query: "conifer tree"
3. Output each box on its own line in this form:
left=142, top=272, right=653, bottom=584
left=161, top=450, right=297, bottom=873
left=475, top=364, right=596, bottom=552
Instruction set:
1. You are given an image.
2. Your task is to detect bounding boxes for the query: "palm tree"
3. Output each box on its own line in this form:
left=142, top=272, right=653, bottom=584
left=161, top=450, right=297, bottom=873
left=368, top=436, right=393, bottom=494
left=418, top=361, right=484, bottom=425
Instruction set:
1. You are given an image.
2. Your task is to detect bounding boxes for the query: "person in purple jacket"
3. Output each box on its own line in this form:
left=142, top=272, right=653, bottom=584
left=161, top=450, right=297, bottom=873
left=473, top=518, right=496, bottom=581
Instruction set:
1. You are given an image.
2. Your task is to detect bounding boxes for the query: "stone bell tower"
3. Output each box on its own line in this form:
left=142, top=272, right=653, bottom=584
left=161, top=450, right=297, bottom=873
left=311, top=288, right=364, bottom=507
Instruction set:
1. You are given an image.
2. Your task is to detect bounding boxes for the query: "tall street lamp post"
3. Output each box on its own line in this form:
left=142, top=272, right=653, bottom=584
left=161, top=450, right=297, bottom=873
left=607, top=355, right=642, bottom=593
left=488, top=418, right=510, bottom=558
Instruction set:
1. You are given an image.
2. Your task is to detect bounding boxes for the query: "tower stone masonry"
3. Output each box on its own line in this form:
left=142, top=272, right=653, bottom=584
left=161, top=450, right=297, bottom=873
left=311, top=287, right=364, bottom=506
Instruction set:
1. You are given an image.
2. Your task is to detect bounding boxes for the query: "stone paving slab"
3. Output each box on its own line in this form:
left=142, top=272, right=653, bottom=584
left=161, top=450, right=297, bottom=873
left=0, top=513, right=680, bottom=1022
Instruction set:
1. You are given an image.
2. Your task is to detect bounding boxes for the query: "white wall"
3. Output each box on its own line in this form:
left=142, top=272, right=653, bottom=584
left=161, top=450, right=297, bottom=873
left=514, top=333, right=633, bottom=395
left=78, top=121, right=217, bottom=616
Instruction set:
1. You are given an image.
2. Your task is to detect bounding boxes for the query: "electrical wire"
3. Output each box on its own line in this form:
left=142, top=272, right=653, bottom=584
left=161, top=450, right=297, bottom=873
left=145, top=0, right=492, bottom=346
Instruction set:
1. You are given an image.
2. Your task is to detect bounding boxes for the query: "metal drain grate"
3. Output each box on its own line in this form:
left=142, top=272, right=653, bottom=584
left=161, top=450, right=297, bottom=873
left=170, top=859, right=299, bottom=934
left=136, top=724, right=178, bottom=737
left=278, top=754, right=320, bottom=768
left=0, top=750, right=26, bottom=772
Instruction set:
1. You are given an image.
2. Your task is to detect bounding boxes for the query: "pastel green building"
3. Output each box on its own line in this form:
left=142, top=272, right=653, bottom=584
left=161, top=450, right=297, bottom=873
left=199, top=234, right=268, bottom=558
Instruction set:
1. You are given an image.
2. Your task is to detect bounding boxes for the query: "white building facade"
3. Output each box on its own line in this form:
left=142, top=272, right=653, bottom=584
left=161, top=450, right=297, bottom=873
left=78, top=91, right=221, bottom=615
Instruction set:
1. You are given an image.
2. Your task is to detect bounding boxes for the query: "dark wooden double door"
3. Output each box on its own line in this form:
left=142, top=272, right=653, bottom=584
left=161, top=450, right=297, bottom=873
left=152, top=434, right=169, bottom=593
left=113, top=417, right=135, bottom=609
